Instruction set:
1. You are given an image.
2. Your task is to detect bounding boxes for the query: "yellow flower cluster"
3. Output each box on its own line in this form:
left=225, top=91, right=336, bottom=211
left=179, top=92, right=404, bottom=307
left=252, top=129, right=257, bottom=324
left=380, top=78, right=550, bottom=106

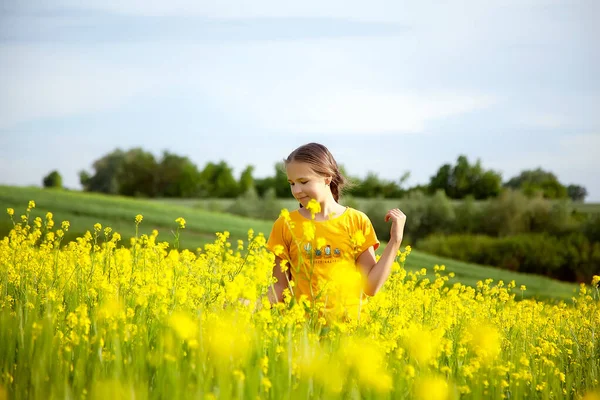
left=0, top=203, right=598, bottom=399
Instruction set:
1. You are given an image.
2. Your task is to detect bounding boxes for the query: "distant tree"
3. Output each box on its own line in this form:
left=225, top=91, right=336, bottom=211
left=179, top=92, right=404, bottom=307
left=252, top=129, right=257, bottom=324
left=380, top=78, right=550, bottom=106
left=398, top=170, right=411, bottom=192
left=449, top=156, right=473, bottom=198
left=254, top=177, right=275, bottom=197
left=567, top=184, right=588, bottom=202
left=43, top=170, right=63, bottom=188
left=79, top=149, right=125, bottom=194
left=117, top=148, right=158, bottom=197
left=198, top=161, right=239, bottom=198
left=156, top=151, right=202, bottom=197
left=350, top=172, right=382, bottom=198
left=505, top=168, right=567, bottom=199
left=428, top=164, right=452, bottom=197
left=429, top=155, right=502, bottom=199
left=273, top=162, right=290, bottom=198
left=346, top=171, right=407, bottom=198
left=239, top=165, right=255, bottom=194
left=472, top=170, right=503, bottom=199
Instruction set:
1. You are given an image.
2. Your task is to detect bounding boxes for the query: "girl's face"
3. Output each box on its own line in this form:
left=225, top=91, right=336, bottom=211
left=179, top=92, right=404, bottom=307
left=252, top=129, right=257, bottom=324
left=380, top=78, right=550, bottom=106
left=286, top=161, right=331, bottom=207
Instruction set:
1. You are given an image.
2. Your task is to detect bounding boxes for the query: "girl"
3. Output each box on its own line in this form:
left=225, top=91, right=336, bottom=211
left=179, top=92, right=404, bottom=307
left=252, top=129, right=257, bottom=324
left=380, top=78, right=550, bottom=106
left=266, top=143, right=407, bottom=316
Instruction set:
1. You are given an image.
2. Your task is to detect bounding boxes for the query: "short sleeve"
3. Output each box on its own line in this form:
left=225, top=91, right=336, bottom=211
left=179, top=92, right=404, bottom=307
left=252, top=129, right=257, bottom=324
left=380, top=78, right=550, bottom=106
left=266, top=216, right=291, bottom=262
left=358, top=212, right=380, bottom=254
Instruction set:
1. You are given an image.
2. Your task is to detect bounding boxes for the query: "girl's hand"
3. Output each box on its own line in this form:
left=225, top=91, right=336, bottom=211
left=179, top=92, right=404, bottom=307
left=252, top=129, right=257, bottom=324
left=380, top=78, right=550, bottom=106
left=385, top=208, right=406, bottom=244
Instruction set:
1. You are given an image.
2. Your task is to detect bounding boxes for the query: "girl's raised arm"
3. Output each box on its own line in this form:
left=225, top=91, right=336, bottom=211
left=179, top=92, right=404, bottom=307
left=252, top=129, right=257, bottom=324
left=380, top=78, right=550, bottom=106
left=357, top=208, right=406, bottom=296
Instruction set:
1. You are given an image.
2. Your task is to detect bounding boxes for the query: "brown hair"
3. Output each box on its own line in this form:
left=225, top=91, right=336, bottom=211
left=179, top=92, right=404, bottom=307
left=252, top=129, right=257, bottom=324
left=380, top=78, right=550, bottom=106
left=284, top=143, right=347, bottom=202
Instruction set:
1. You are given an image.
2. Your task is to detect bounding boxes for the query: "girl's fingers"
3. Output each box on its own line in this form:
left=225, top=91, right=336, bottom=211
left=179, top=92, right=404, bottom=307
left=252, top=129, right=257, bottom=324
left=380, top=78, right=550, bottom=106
left=385, top=209, right=406, bottom=222
left=385, top=209, right=403, bottom=222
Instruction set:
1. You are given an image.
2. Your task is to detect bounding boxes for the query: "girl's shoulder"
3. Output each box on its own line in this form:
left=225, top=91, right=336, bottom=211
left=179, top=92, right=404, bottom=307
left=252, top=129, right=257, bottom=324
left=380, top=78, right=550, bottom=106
left=273, top=209, right=303, bottom=223
left=343, top=207, right=370, bottom=221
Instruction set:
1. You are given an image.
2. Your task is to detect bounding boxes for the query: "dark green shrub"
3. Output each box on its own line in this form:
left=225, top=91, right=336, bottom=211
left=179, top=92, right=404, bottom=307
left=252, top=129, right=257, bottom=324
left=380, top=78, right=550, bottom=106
left=418, top=233, right=597, bottom=283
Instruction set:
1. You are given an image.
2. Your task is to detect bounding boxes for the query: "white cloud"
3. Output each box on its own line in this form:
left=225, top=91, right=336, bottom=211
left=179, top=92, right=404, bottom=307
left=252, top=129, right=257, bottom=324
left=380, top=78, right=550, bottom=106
left=20, top=0, right=568, bottom=21
left=0, top=35, right=496, bottom=134
left=237, top=90, right=495, bottom=134
left=0, top=45, right=163, bottom=129
left=520, top=113, right=569, bottom=129
left=16, top=0, right=450, bottom=21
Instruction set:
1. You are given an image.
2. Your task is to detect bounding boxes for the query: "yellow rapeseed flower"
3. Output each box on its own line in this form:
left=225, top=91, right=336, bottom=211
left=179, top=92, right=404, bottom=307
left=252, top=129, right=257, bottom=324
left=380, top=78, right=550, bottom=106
left=468, top=323, right=501, bottom=364
left=204, top=315, right=252, bottom=364
left=6, top=208, right=14, bottom=216
left=280, top=259, right=289, bottom=273
left=279, top=209, right=290, bottom=221
left=169, top=312, right=198, bottom=342
left=302, top=221, right=315, bottom=241
left=404, top=324, right=442, bottom=365
left=28, top=200, right=35, bottom=210
left=273, top=244, right=284, bottom=257
left=306, top=199, right=321, bottom=218
left=261, top=377, right=272, bottom=392
left=135, top=214, right=143, bottom=224
left=175, top=217, right=186, bottom=229
left=351, top=231, right=366, bottom=248
left=415, top=376, right=453, bottom=400
left=2, top=202, right=600, bottom=398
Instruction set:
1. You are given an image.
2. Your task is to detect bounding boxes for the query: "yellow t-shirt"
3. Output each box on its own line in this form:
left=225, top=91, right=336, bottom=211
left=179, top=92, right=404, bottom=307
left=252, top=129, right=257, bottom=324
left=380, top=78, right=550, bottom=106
left=266, top=207, right=379, bottom=313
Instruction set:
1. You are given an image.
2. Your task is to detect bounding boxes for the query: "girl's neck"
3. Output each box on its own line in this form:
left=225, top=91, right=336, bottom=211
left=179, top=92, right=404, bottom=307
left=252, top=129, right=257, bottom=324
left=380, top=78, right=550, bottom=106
left=301, top=198, right=346, bottom=221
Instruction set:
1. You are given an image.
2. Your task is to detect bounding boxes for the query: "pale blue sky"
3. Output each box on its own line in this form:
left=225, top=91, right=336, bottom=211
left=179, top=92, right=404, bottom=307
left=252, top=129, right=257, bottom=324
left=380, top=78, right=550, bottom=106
left=1, top=1, right=599, bottom=200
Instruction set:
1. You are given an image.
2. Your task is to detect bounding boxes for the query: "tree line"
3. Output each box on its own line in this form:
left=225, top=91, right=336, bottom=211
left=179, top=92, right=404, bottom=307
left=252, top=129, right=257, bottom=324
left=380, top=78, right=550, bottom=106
left=42, top=147, right=588, bottom=201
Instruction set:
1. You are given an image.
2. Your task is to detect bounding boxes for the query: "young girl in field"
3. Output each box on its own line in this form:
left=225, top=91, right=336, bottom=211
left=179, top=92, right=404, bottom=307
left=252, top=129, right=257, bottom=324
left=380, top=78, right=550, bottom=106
left=266, top=143, right=406, bottom=318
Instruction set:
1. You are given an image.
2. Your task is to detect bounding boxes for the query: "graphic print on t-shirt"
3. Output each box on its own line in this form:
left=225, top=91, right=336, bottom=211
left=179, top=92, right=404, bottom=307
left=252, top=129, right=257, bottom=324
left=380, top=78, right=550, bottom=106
left=303, top=242, right=343, bottom=261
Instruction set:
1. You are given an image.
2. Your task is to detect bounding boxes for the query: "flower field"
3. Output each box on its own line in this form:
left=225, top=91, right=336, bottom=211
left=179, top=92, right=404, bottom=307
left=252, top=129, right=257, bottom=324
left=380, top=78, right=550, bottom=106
left=1, top=202, right=599, bottom=399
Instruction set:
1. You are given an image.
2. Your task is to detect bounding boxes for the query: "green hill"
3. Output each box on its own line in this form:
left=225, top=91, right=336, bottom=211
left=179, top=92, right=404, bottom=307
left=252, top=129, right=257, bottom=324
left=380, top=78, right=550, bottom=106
left=0, top=185, right=273, bottom=250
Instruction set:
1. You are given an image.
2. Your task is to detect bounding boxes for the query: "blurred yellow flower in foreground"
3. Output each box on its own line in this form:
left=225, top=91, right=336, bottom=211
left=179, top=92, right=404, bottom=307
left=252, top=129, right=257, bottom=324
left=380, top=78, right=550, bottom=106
left=169, top=312, right=198, bottom=342
left=415, top=375, right=455, bottom=400
left=306, top=198, right=321, bottom=218
left=466, top=322, right=501, bottom=364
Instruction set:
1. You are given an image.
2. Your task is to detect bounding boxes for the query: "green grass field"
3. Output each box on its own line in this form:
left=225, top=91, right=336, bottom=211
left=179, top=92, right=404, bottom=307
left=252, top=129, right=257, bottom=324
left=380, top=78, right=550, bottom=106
left=404, top=250, right=578, bottom=303
left=0, top=185, right=579, bottom=301
left=0, top=186, right=273, bottom=250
